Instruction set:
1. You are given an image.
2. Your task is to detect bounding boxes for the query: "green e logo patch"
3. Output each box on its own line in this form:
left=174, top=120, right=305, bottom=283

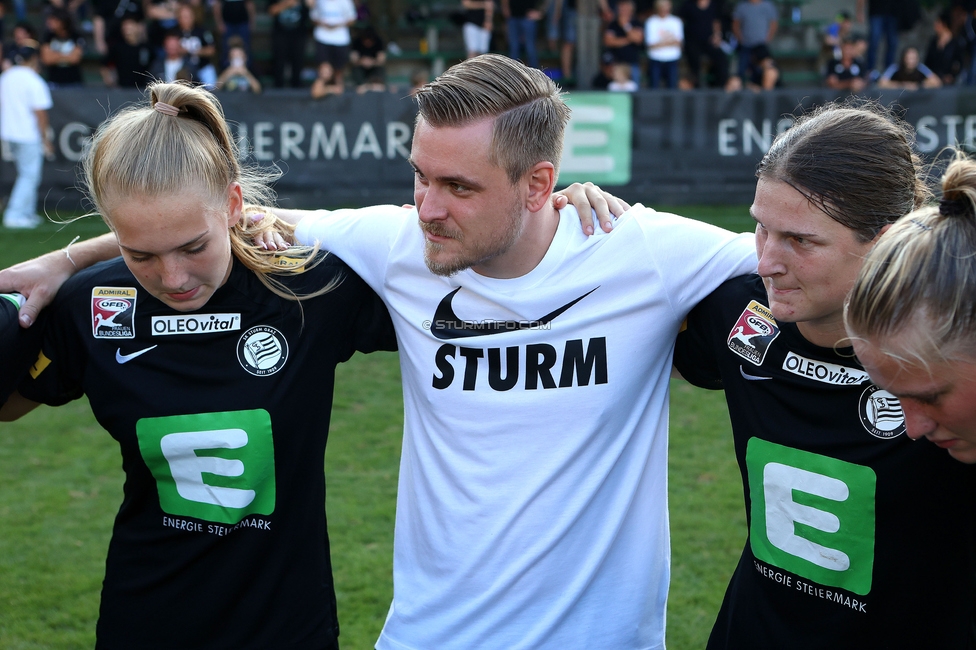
left=747, top=438, right=876, bottom=595
left=136, top=410, right=276, bottom=524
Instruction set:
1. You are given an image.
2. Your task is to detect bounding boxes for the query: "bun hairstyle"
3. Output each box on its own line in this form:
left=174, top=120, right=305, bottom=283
left=846, top=150, right=976, bottom=366
left=82, top=81, right=333, bottom=300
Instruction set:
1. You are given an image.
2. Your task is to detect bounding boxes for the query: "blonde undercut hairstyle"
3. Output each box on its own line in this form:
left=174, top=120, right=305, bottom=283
left=412, top=53, right=572, bottom=185
left=846, top=150, right=976, bottom=366
left=82, top=81, right=331, bottom=300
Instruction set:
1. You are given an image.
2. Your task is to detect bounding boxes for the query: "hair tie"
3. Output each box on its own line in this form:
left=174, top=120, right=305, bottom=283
left=154, top=102, right=181, bottom=117
left=939, top=196, right=971, bottom=219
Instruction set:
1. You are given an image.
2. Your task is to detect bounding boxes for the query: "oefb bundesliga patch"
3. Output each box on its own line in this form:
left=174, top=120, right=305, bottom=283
left=91, top=287, right=137, bottom=339
left=727, top=300, right=780, bottom=365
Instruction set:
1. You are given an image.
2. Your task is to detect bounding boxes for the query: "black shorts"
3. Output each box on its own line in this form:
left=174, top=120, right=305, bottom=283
left=316, top=43, right=350, bottom=69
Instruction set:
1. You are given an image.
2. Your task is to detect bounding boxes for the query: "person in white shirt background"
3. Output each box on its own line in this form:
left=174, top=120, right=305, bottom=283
left=645, top=0, right=684, bottom=88
left=0, top=42, right=52, bottom=230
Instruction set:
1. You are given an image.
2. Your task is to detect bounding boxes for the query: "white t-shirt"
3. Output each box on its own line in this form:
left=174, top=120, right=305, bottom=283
left=310, top=0, right=357, bottom=45
left=0, top=65, right=52, bottom=143
left=297, top=205, right=756, bottom=650
left=645, top=14, right=684, bottom=62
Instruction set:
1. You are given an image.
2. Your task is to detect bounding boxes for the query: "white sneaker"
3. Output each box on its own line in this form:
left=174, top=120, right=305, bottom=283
left=3, top=213, right=42, bottom=229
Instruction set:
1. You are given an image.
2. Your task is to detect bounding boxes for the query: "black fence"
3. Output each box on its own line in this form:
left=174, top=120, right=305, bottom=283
left=11, top=86, right=976, bottom=211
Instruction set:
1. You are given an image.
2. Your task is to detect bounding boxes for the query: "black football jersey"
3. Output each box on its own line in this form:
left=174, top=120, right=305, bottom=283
left=675, top=274, right=976, bottom=649
left=19, top=254, right=396, bottom=650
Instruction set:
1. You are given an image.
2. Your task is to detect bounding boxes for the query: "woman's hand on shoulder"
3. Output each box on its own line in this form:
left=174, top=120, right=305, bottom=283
left=552, top=182, right=631, bottom=235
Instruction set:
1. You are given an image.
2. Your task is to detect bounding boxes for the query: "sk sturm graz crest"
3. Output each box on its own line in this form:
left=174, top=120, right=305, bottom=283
left=237, top=326, right=288, bottom=376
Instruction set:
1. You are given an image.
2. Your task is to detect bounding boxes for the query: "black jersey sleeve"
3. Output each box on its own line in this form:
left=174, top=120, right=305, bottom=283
left=293, top=253, right=396, bottom=359
left=0, top=295, right=45, bottom=405
left=16, top=265, right=102, bottom=407
left=673, top=276, right=751, bottom=390
left=351, top=279, right=396, bottom=355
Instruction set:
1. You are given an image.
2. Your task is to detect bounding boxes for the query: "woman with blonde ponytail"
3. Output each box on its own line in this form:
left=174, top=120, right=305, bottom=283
left=848, top=151, right=976, bottom=466
left=0, top=81, right=396, bottom=649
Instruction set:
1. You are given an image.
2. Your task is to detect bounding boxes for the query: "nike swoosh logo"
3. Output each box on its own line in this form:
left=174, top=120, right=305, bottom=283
left=116, top=345, right=158, bottom=364
left=740, top=365, right=772, bottom=381
left=430, top=287, right=599, bottom=340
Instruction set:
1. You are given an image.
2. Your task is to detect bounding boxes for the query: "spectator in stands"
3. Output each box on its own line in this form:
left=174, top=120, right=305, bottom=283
left=608, top=61, right=638, bottom=89
left=604, top=0, right=643, bottom=83
left=149, top=28, right=198, bottom=81
left=856, top=0, right=916, bottom=75
left=824, top=34, right=867, bottom=92
left=3, top=21, right=38, bottom=70
left=213, top=0, right=255, bottom=67
left=0, top=42, right=52, bottom=230
left=731, top=0, right=776, bottom=82
left=878, top=45, right=941, bottom=89
left=350, top=24, right=386, bottom=93
left=217, top=36, right=262, bottom=91
left=679, top=0, right=728, bottom=89
left=176, top=2, right=216, bottom=87
left=268, top=0, right=309, bottom=88
left=502, top=0, right=542, bottom=68
left=308, top=0, right=357, bottom=89
left=93, top=0, right=143, bottom=56
left=925, top=10, right=966, bottom=86
left=45, top=0, right=88, bottom=27
left=310, top=59, right=343, bottom=96
left=591, top=50, right=615, bottom=88
left=40, top=8, right=85, bottom=87
left=726, top=41, right=776, bottom=90
left=102, top=14, right=153, bottom=87
left=461, top=0, right=493, bottom=59
left=144, top=0, right=180, bottom=51
left=822, top=10, right=851, bottom=61
left=408, top=68, right=428, bottom=94
left=543, top=0, right=575, bottom=83
left=644, top=0, right=682, bottom=88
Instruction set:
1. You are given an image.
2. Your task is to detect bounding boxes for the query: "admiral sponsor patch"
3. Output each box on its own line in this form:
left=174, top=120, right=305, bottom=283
left=728, top=300, right=780, bottom=366
left=783, top=352, right=870, bottom=386
left=237, top=326, right=288, bottom=376
left=152, top=313, right=242, bottom=336
left=91, top=287, right=137, bottom=339
left=858, top=385, right=906, bottom=439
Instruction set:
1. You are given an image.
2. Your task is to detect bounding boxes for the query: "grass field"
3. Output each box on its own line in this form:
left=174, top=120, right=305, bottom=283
left=0, top=205, right=755, bottom=649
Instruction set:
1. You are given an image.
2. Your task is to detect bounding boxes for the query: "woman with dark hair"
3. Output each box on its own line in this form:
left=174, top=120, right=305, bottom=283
left=878, top=45, right=941, bottom=89
left=40, top=8, right=85, bottom=86
left=672, top=101, right=976, bottom=648
left=847, top=152, right=976, bottom=466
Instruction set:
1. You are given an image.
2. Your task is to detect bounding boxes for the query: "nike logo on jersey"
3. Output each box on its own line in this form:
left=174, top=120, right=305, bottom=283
left=740, top=365, right=772, bottom=381
left=430, top=287, right=598, bottom=340
left=116, top=345, right=158, bottom=364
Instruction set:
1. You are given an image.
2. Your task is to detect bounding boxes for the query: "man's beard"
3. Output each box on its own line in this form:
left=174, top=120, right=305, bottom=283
left=421, top=197, right=524, bottom=277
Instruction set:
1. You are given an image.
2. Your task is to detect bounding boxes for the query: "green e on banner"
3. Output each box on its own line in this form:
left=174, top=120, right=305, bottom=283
left=559, top=93, right=633, bottom=186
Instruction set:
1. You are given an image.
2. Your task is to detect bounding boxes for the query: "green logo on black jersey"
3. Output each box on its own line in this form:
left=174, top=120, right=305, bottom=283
left=747, top=438, right=876, bottom=595
left=136, top=410, right=276, bottom=524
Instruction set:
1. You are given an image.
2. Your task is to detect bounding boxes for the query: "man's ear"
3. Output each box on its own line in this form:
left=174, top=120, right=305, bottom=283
left=525, top=162, right=556, bottom=213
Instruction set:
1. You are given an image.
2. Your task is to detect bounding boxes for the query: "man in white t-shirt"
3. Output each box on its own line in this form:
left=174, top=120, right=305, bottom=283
left=0, top=43, right=52, bottom=229
left=276, top=54, right=755, bottom=649
left=0, top=54, right=756, bottom=649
